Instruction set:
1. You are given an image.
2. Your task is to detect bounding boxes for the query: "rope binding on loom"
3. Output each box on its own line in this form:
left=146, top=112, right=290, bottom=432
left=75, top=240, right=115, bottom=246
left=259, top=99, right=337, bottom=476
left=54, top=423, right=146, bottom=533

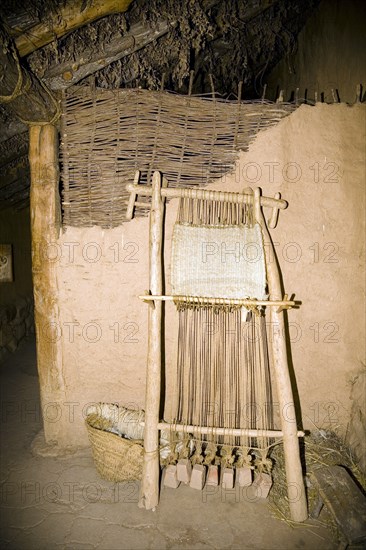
left=173, top=295, right=264, bottom=314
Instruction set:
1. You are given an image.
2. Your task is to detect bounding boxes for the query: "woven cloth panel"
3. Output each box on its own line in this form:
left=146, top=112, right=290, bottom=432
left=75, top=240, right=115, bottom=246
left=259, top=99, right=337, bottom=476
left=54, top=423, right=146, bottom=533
left=171, top=223, right=267, bottom=300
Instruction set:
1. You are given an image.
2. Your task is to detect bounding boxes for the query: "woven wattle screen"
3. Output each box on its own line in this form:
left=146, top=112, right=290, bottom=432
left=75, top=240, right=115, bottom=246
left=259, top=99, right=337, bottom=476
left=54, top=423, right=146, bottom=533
left=60, top=86, right=295, bottom=227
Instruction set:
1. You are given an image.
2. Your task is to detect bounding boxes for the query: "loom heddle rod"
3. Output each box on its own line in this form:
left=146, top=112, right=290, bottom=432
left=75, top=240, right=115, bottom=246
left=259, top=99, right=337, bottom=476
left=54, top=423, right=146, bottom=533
left=140, top=422, right=305, bottom=438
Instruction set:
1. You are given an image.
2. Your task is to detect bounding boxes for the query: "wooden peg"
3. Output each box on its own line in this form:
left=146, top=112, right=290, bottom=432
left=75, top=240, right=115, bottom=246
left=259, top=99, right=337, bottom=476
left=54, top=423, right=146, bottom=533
left=126, top=170, right=141, bottom=220
left=356, top=84, right=362, bottom=103
left=141, top=290, right=155, bottom=309
left=188, top=70, right=194, bottom=96
left=268, top=192, right=281, bottom=229
left=253, top=187, right=261, bottom=223
left=276, top=90, right=284, bottom=103
left=261, top=83, right=267, bottom=102
left=160, top=73, right=166, bottom=91
left=209, top=74, right=215, bottom=100
left=277, top=294, right=291, bottom=314
left=237, top=80, right=243, bottom=102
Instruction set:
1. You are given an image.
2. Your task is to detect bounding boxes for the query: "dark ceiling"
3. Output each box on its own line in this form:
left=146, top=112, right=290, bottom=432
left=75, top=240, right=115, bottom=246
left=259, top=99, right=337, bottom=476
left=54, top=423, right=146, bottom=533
left=0, top=0, right=320, bottom=210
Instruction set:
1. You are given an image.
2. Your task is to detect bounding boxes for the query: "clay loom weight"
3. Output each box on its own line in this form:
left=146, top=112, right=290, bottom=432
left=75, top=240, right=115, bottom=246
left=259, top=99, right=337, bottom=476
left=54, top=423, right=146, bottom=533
left=163, top=465, right=180, bottom=489
left=206, top=464, right=219, bottom=486
left=189, top=464, right=206, bottom=490
left=236, top=466, right=252, bottom=488
left=177, top=458, right=192, bottom=484
left=251, top=472, right=273, bottom=499
left=221, top=467, right=235, bottom=490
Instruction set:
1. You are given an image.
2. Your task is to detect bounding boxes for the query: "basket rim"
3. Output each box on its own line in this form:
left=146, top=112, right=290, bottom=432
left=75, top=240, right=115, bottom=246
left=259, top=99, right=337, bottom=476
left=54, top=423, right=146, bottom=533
left=85, top=416, right=144, bottom=446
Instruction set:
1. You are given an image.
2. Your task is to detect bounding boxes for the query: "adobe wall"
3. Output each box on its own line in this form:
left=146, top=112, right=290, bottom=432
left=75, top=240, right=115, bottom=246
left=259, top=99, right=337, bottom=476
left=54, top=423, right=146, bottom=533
left=42, top=103, right=365, bottom=451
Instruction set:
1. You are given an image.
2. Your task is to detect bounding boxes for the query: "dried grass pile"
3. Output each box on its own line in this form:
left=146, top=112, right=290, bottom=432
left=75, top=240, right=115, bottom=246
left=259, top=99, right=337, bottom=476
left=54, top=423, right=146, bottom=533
left=269, top=429, right=366, bottom=535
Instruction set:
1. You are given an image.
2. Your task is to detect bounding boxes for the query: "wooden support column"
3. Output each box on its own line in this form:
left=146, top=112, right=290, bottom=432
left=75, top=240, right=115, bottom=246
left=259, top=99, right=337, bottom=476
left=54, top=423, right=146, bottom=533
left=139, top=171, right=165, bottom=510
left=29, top=124, right=66, bottom=445
left=253, top=187, right=308, bottom=523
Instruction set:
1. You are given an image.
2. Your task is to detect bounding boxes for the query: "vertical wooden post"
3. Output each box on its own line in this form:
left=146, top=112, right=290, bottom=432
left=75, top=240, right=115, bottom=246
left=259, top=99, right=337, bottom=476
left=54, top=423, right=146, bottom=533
left=139, top=171, right=164, bottom=510
left=253, top=188, right=308, bottom=522
left=29, top=124, right=66, bottom=445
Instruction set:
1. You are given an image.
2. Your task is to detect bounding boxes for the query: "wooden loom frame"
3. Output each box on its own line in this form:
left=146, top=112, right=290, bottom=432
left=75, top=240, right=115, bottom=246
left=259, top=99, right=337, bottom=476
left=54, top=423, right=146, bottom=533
left=126, top=171, right=308, bottom=522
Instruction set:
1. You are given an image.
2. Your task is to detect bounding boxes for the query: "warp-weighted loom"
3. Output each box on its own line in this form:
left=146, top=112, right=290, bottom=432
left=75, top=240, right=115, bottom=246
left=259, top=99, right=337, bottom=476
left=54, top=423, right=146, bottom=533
left=126, top=171, right=308, bottom=522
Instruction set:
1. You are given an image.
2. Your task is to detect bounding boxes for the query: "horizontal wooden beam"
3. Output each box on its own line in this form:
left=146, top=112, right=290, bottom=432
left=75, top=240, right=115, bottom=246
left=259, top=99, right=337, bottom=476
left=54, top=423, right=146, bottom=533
left=126, top=182, right=288, bottom=214
left=12, top=0, right=134, bottom=57
left=44, top=18, right=170, bottom=90
left=140, top=422, right=305, bottom=439
left=44, top=0, right=222, bottom=90
left=139, top=295, right=295, bottom=310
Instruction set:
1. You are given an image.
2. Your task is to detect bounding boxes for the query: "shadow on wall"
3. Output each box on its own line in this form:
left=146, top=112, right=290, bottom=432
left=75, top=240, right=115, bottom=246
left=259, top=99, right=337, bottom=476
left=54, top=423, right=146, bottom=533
left=0, top=207, right=34, bottom=363
left=266, top=0, right=366, bottom=104
left=0, top=296, right=35, bottom=363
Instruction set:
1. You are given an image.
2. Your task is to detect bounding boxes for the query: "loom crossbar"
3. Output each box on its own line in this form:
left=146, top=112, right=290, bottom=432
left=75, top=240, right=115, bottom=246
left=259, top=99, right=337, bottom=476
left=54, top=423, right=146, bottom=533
left=140, top=422, right=305, bottom=439
left=125, top=181, right=287, bottom=219
left=139, top=295, right=295, bottom=309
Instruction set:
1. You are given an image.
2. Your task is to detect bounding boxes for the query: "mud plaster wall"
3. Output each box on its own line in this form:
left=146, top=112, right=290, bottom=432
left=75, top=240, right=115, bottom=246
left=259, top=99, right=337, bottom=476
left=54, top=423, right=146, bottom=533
left=266, top=0, right=366, bottom=104
left=51, top=103, right=365, bottom=448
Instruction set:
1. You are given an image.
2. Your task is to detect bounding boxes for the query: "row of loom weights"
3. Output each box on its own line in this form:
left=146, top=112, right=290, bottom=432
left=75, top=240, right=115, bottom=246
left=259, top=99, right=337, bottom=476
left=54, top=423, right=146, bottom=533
left=162, top=459, right=272, bottom=498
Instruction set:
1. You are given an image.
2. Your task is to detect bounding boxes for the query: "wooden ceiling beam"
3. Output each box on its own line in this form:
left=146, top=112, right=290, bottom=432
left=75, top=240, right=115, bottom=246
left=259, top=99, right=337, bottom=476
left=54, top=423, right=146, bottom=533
left=11, top=0, right=134, bottom=57
left=44, top=0, right=222, bottom=91
left=43, top=0, right=279, bottom=91
left=45, top=18, right=170, bottom=90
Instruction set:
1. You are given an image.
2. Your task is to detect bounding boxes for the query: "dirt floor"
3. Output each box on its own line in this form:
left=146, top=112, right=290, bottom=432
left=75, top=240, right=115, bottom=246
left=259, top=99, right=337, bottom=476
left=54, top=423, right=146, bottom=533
left=0, top=337, right=338, bottom=549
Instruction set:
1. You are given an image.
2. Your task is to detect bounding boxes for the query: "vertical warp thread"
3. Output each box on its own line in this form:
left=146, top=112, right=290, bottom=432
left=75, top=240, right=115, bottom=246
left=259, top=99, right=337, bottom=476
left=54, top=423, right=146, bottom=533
left=171, top=197, right=275, bottom=458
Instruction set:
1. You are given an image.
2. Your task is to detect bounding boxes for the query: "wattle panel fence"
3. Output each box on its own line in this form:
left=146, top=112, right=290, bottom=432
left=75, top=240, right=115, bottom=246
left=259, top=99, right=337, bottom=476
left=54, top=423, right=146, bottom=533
left=60, top=86, right=295, bottom=227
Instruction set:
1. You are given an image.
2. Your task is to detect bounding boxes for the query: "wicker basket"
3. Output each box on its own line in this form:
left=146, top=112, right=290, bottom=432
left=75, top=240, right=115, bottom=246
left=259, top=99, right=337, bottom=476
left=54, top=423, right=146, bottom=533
left=86, top=416, right=144, bottom=482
